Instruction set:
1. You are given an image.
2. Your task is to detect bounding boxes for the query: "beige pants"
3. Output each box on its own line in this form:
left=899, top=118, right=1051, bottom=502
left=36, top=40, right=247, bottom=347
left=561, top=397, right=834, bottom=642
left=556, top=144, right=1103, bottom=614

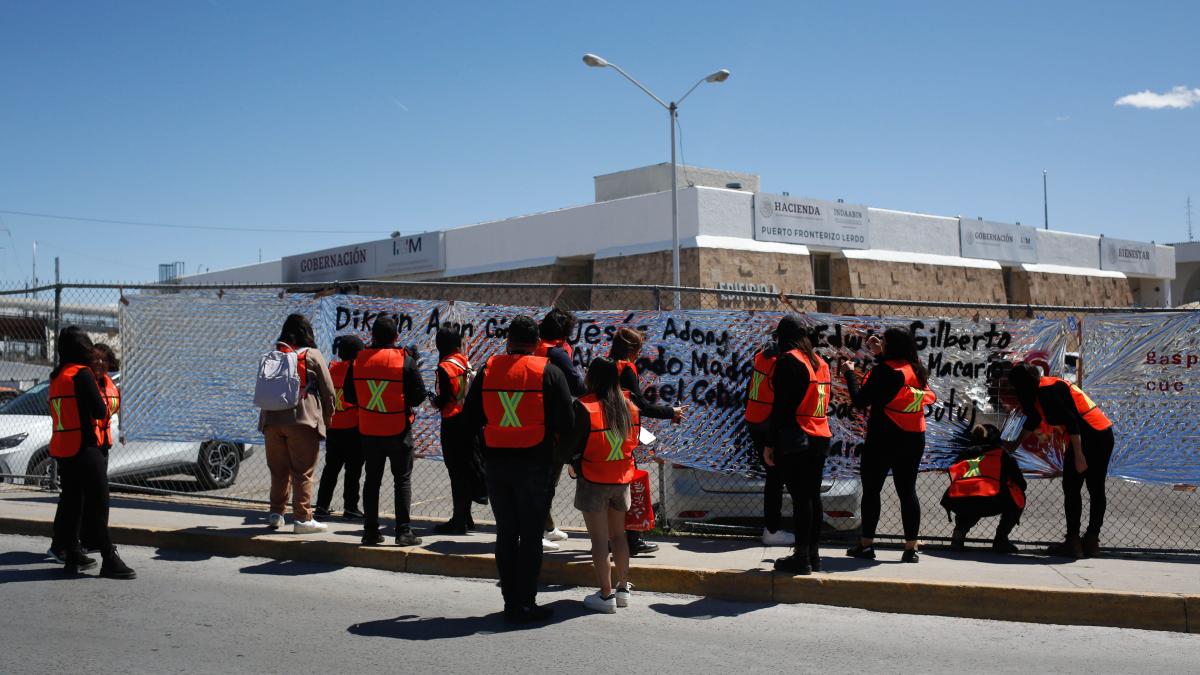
left=265, top=424, right=322, bottom=522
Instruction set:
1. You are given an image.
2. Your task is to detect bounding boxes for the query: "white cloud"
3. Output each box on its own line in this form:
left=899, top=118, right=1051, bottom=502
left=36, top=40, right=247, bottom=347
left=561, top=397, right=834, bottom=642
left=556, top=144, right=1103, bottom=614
left=1114, top=85, right=1200, bottom=110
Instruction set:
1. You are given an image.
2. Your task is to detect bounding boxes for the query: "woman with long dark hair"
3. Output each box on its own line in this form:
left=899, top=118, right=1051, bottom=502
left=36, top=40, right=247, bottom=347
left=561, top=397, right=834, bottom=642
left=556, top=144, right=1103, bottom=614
left=1004, top=361, right=1114, bottom=558
left=47, top=326, right=135, bottom=578
left=567, top=358, right=640, bottom=613
left=840, top=326, right=936, bottom=563
left=259, top=314, right=336, bottom=534
left=762, top=315, right=833, bottom=575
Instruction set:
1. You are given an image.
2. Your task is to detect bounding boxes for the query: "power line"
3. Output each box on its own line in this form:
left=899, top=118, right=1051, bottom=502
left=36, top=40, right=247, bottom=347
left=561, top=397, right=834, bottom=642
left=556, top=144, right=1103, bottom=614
left=0, top=209, right=390, bottom=235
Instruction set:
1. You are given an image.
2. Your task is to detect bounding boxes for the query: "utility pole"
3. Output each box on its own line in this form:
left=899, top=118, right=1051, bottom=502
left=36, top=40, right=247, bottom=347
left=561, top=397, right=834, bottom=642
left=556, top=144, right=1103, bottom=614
left=1188, top=195, right=1193, bottom=242
left=1043, top=170, right=1049, bottom=230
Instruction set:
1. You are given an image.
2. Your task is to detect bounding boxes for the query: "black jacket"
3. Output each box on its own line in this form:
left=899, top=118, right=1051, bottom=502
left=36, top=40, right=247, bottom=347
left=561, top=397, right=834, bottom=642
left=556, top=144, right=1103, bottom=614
left=461, top=353, right=575, bottom=463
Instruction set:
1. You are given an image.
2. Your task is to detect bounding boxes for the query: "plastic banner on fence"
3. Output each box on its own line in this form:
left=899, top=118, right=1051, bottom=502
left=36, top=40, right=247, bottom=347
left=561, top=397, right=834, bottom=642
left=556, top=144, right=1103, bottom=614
left=120, top=290, right=1073, bottom=480
left=1083, top=312, right=1200, bottom=485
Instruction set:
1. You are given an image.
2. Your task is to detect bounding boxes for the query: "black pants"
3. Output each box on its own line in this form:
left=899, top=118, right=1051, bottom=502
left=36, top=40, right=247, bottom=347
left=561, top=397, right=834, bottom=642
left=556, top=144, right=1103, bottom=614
left=1063, top=428, right=1115, bottom=539
left=544, top=463, right=564, bottom=532
left=778, top=436, right=830, bottom=552
left=749, top=424, right=785, bottom=532
left=315, top=428, right=364, bottom=513
left=441, top=415, right=485, bottom=525
left=486, top=455, right=556, bottom=610
left=955, top=507, right=1021, bottom=541
left=52, top=446, right=112, bottom=554
left=860, top=431, right=924, bottom=541
left=361, top=434, right=414, bottom=535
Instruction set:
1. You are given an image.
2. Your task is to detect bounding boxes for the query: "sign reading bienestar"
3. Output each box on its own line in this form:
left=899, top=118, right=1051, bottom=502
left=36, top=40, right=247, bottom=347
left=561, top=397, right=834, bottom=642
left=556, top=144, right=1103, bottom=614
left=959, top=219, right=1038, bottom=264
left=282, top=232, right=445, bottom=283
left=1100, top=237, right=1157, bottom=276
left=753, top=194, right=870, bottom=249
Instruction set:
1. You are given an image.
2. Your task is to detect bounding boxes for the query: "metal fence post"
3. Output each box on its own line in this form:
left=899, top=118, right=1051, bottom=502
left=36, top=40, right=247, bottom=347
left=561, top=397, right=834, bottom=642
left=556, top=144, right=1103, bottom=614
left=52, top=258, right=61, bottom=366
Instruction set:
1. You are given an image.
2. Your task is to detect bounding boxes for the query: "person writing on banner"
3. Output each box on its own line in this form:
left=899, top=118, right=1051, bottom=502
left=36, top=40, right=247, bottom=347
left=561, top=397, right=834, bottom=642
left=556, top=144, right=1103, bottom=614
left=536, top=308, right=586, bottom=551
left=461, top=314, right=575, bottom=624
left=314, top=335, right=366, bottom=521
left=762, top=316, right=833, bottom=575
left=260, top=314, right=337, bottom=534
left=943, top=424, right=1026, bottom=554
left=744, top=332, right=793, bottom=548
left=839, top=327, right=936, bottom=563
left=343, top=316, right=428, bottom=547
left=566, top=358, right=642, bottom=613
left=431, top=327, right=488, bottom=535
left=1002, top=361, right=1115, bottom=559
left=47, top=327, right=135, bottom=579
left=608, top=326, right=685, bottom=556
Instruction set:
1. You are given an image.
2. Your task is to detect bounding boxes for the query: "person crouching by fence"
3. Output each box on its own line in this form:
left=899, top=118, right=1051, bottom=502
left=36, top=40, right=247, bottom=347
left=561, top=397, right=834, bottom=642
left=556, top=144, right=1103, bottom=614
left=461, top=314, right=575, bottom=624
left=259, top=314, right=336, bottom=534
left=942, top=424, right=1026, bottom=554
left=839, top=327, right=936, bottom=563
left=762, top=316, right=832, bottom=575
left=314, top=335, right=366, bottom=521
left=47, top=327, right=135, bottom=579
left=1002, top=361, right=1114, bottom=559
left=432, top=327, right=487, bottom=535
left=344, top=316, right=428, bottom=547
left=567, top=358, right=641, bottom=613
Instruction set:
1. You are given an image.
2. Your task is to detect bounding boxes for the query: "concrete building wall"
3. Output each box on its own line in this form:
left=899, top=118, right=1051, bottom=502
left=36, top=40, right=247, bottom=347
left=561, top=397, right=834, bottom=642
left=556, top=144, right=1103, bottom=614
left=594, top=164, right=759, bottom=202
left=867, top=209, right=961, bottom=257
left=1008, top=269, right=1133, bottom=307
left=1037, top=231, right=1102, bottom=268
left=833, top=255, right=1006, bottom=316
left=178, top=260, right=282, bottom=284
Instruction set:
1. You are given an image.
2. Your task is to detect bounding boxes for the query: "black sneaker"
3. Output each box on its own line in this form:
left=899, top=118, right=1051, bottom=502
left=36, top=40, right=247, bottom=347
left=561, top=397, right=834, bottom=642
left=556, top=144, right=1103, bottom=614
left=314, top=506, right=332, bottom=519
left=99, top=548, right=136, bottom=580
left=773, top=554, right=812, bottom=576
left=630, top=540, right=659, bottom=556
left=901, top=549, right=920, bottom=564
left=504, top=604, right=554, bottom=624
left=992, top=538, right=1019, bottom=554
left=845, top=544, right=876, bottom=559
left=808, top=546, right=822, bottom=573
left=47, top=547, right=68, bottom=565
left=466, top=516, right=477, bottom=531
left=395, top=530, right=423, bottom=547
left=64, top=549, right=98, bottom=573
left=433, top=521, right=468, bottom=535
left=950, top=529, right=967, bottom=552
left=342, top=509, right=364, bottom=521
left=361, top=532, right=386, bottom=546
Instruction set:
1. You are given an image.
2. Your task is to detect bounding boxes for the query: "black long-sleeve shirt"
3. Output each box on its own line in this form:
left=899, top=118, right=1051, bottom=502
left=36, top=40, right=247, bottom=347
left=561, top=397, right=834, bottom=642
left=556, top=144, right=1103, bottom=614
left=618, top=365, right=674, bottom=420
left=343, top=347, right=428, bottom=442
left=545, top=345, right=586, bottom=397
left=1018, top=380, right=1092, bottom=435
left=461, top=353, right=575, bottom=463
left=844, top=360, right=917, bottom=440
left=63, top=366, right=109, bottom=452
left=768, top=350, right=813, bottom=447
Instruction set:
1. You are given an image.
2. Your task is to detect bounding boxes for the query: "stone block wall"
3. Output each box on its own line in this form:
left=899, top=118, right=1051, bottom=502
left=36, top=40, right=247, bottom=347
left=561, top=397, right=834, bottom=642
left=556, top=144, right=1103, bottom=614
left=1006, top=270, right=1133, bottom=308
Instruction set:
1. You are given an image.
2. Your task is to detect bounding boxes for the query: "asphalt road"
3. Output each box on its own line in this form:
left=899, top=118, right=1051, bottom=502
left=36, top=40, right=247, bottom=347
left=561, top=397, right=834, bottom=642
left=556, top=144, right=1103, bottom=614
left=1, top=534, right=1197, bottom=674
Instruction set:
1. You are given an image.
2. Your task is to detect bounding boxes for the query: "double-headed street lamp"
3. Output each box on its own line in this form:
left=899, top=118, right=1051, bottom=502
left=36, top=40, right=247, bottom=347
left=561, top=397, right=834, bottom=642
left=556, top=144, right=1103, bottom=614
left=583, top=53, right=730, bottom=308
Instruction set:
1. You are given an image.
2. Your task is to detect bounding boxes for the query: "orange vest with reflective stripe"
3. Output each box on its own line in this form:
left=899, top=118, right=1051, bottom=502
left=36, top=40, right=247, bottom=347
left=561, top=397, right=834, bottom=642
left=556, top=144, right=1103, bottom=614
left=615, top=359, right=638, bottom=386
left=947, top=448, right=1026, bottom=510
left=328, top=360, right=358, bottom=430
left=744, top=350, right=777, bottom=424
left=877, top=360, right=936, bottom=433
left=352, top=348, right=408, bottom=437
left=1038, top=376, right=1112, bottom=432
left=49, top=364, right=87, bottom=458
left=579, top=393, right=640, bottom=485
left=438, top=353, right=471, bottom=419
left=790, top=350, right=832, bottom=438
left=535, top=339, right=573, bottom=360
left=96, top=374, right=120, bottom=448
left=482, top=354, right=548, bottom=449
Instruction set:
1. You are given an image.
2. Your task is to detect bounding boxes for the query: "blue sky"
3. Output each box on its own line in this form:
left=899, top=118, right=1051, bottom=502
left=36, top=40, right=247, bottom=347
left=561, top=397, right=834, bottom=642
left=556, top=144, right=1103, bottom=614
left=1, top=1, right=1196, bottom=283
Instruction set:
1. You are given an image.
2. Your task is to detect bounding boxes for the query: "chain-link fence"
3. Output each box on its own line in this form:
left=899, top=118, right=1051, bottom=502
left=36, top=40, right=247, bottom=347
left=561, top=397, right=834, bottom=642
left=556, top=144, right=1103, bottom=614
left=1, top=279, right=1197, bottom=553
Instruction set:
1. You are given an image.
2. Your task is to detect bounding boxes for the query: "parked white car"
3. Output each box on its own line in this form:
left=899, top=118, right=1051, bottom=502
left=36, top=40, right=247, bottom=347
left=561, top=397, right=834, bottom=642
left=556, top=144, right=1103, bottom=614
left=0, top=380, right=252, bottom=490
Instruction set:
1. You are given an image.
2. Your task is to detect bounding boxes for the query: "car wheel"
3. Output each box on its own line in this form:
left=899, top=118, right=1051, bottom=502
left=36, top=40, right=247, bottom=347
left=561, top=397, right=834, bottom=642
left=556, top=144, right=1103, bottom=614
left=28, top=450, right=59, bottom=491
left=193, top=441, right=240, bottom=490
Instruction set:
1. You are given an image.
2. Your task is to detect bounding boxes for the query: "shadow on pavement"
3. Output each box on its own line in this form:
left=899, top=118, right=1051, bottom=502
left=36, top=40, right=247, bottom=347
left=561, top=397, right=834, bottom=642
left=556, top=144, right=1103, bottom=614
left=812, top=556, right=882, bottom=572
left=0, top=550, right=52, bottom=566
left=153, top=547, right=236, bottom=563
left=648, top=597, right=772, bottom=620
left=240, top=559, right=345, bottom=576
left=0, top=566, right=94, bottom=584
left=347, top=600, right=588, bottom=640
left=422, top=540, right=495, bottom=556
left=921, top=550, right=1059, bottom=566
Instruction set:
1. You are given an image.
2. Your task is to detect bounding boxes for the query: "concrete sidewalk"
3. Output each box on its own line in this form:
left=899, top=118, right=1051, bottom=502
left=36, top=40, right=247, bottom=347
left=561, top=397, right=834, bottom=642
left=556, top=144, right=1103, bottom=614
left=2, top=488, right=1197, bottom=633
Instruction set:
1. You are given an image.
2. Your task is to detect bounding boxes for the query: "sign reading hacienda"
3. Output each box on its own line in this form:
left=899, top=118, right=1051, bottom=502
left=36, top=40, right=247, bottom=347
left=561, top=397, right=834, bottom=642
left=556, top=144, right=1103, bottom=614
left=753, top=193, right=870, bottom=250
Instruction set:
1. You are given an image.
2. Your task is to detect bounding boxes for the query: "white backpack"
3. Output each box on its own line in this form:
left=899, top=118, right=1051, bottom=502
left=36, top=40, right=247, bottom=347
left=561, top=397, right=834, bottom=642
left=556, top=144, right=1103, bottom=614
left=254, top=344, right=307, bottom=411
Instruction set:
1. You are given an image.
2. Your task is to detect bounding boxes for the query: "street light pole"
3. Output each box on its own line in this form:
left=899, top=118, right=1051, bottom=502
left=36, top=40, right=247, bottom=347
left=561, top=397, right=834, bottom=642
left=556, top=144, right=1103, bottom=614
left=582, top=54, right=729, bottom=309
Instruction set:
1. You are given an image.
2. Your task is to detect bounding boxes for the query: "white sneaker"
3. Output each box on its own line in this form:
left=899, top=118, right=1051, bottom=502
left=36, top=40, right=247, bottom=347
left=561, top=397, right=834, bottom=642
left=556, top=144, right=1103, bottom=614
left=584, top=591, right=617, bottom=614
left=615, top=583, right=633, bottom=608
left=762, top=528, right=796, bottom=547
left=268, top=514, right=285, bottom=530
left=542, top=538, right=560, bottom=552
left=293, top=519, right=328, bottom=534
left=544, top=528, right=568, bottom=542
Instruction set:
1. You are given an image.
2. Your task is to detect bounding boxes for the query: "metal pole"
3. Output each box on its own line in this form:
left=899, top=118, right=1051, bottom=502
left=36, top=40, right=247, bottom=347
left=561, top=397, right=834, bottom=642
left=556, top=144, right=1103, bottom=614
left=670, top=102, right=680, bottom=310
left=52, top=257, right=61, bottom=367
left=1043, top=170, right=1049, bottom=230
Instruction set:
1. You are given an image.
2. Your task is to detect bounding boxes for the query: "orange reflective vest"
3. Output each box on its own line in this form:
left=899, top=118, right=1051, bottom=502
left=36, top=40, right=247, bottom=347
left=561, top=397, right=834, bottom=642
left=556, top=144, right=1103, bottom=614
left=535, top=338, right=573, bottom=360
left=874, top=360, right=936, bottom=433
left=352, top=348, right=409, bottom=437
left=277, top=343, right=309, bottom=400
left=744, top=350, right=777, bottom=425
left=438, top=353, right=471, bottom=419
left=615, top=359, right=638, bottom=386
left=1038, top=376, right=1113, bottom=432
left=946, top=448, right=1026, bottom=510
left=49, top=364, right=88, bottom=458
left=328, top=360, right=358, bottom=430
left=96, top=374, right=120, bottom=448
left=579, top=393, right=640, bottom=485
left=790, top=350, right=832, bottom=438
left=482, top=354, right=548, bottom=449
